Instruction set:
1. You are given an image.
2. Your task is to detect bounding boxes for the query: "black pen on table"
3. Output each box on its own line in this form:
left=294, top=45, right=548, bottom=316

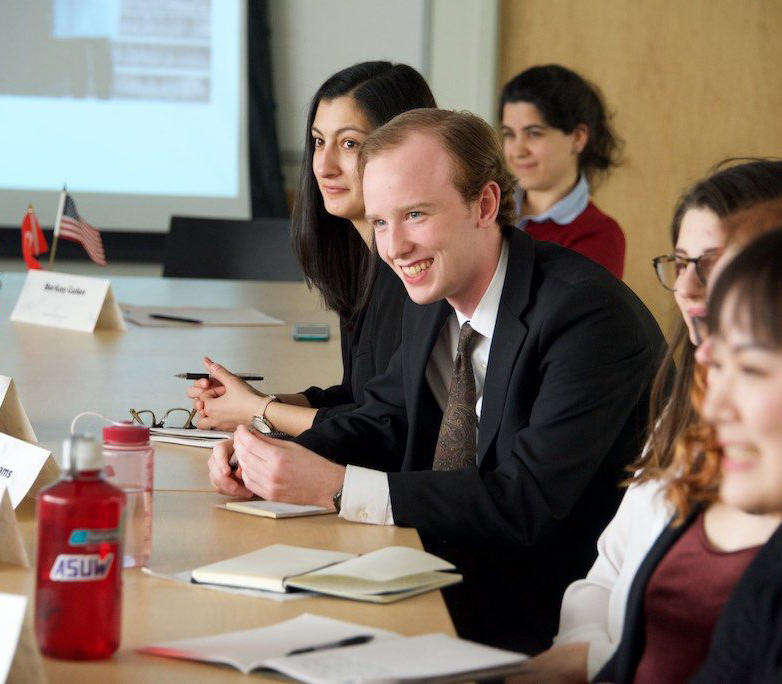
left=174, top=372, right=264, bottom=381
left=150, top=313, right=203, bottom=324
left=286, top=634, right=374, bottom=656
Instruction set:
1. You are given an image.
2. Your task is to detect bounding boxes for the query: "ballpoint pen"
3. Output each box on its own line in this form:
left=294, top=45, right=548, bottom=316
left=150, top=313, right=202, bottom=324
left=285, top=634, right=374, bottom=656
left=174, top=373, right=264, bottom=381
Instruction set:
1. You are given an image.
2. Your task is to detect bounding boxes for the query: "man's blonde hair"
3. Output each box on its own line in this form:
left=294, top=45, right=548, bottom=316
left=359, top=109, right=518, bottom=228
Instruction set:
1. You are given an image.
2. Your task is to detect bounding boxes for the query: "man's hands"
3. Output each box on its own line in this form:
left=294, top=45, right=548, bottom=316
left=207, top=425, right=345, bottom=510
left=187, top=356, right=265, bottom=430
left=207, top=437, right=254, bottom=498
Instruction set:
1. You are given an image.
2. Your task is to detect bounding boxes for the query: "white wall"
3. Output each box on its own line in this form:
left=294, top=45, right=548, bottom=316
left=268, top=0, right=498, bottom=189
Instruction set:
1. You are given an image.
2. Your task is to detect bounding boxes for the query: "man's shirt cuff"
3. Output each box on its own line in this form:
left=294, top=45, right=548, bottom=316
left=339, top=465, right=395, bottom=525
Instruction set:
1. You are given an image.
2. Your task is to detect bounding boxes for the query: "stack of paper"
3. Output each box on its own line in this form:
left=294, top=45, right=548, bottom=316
left=149, top=427, right=232, bottom=448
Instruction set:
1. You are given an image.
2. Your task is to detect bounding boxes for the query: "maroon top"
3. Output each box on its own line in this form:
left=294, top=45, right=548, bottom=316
left=525, top=201, right=625, bottom=279
left=634, top=512, right=761, bottom=684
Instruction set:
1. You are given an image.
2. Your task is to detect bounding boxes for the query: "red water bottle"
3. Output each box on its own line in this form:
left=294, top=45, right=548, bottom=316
left=35, top=434, right=125, bottom=660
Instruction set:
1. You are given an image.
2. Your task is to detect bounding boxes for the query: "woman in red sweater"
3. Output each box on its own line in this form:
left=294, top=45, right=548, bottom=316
left=499, top=64, right=625, bottom=278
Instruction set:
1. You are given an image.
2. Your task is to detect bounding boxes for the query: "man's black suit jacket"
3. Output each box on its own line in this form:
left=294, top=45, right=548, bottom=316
left=297, top=230, right=666, bottom=654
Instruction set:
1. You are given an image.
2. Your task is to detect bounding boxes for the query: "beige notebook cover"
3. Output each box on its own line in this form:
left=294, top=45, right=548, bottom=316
left=190, top=544, right=355, bottom=593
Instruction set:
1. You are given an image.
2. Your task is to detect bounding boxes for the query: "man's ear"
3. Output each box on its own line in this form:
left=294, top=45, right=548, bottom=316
left=573, top=124, right=589, bottom=155
left=476, top=181, right=501, bottom=228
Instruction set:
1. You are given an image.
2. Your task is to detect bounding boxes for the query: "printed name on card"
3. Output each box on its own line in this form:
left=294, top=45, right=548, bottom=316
left=10, top=270, right=126, bottom=333
left=0, top=487, right=29, bottom=567
left=0, top=433, right=59, bottom=509
left=0, top=376, right=36, bottom=444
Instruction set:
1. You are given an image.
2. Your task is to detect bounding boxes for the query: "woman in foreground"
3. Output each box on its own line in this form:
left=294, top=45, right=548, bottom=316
left=509, top=159, right=782, bottom=682
left=691, top=228, right=782, bottom=682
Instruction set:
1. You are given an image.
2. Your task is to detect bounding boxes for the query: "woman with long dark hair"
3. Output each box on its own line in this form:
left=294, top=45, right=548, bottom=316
left=499, top=64, right=625, bottom=277
left=188, top=62, right=436, bottom=436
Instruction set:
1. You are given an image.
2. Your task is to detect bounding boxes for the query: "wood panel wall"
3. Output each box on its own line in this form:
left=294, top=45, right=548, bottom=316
left=499, top=0, right=782, bottom=333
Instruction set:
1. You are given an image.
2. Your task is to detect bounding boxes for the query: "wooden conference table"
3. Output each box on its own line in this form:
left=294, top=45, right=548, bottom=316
left=0, top=273, right=455, bottom=683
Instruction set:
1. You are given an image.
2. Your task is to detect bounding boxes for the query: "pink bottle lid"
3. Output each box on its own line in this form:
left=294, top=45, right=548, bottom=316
left=103, top=421, right=150, bottom=445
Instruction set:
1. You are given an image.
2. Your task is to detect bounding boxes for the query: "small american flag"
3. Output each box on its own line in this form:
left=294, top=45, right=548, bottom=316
left=55, top=192, right=106, bottom=266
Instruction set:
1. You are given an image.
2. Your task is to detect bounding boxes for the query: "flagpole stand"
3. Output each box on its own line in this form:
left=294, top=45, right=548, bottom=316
left=50, top=186, right=68, bottom=267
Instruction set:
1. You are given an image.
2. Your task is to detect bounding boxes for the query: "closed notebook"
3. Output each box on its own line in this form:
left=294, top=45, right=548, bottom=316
left=190, top=544, right=462, bottom=603
left=224, top=500, right=331, bottom=519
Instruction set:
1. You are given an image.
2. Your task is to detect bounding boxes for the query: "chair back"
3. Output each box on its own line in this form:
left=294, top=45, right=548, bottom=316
left=163, top=216, right=302, bottom=281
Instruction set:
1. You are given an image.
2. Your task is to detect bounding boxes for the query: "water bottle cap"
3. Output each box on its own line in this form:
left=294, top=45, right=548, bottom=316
left=62, top=434, right=103, bottom=473
left=103, top=421, right=150, bottom=444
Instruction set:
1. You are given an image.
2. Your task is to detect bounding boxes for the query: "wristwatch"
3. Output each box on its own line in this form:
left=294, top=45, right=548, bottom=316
left=251, top=395, right=279, bottom=434
left=332, top=486, right=343, bottom=514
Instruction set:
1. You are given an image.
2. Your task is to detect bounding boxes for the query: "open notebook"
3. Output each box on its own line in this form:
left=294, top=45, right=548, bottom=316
left=139, top=613, right=529, bottom=682
left=190, top=544, right=462, bottom=603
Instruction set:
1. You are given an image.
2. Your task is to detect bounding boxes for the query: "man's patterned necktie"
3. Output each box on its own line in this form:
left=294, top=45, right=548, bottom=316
left=432, top=322, right=481, bottom=470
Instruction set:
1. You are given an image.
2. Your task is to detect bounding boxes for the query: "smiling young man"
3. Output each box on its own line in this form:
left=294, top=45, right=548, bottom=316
left=208, top=109, right=666, bottom=654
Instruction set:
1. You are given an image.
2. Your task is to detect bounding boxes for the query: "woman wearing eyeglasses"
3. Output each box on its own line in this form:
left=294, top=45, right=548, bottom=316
left=186, top=62, right=435, bottom=438
left=506, top=159, right=782, bottom=683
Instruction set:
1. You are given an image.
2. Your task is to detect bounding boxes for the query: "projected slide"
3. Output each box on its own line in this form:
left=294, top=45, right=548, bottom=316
left=0, top=0, right=245, bottom=224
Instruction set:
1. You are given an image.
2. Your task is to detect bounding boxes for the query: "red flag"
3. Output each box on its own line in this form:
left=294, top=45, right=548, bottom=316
left=21, top=206, right=48, bottom=270
left=54, top=192, right=106, bottom=266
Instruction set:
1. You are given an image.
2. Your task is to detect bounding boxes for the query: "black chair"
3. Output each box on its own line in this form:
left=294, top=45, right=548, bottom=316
left=163, top=216, right=303, bottom=281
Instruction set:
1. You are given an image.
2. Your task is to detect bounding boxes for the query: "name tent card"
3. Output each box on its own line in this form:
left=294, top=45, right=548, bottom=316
left=0, top=376, right=36, bottom=443
left=0, top=593, right=45, bottom=684
left=10, top=270, right=126, bottom=333
left=0, top=593, right=28, bottom=683
left=0, top=433, right=59, bottom=509
left=0, top=487, right=29, bottom=567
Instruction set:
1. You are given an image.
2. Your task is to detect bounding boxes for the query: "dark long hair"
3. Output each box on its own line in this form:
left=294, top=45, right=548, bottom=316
left=498, top=64, right=622, bottom=186
left=292, top=62, right=436, bottom=323
left=635, top=158, right=782, bottom=481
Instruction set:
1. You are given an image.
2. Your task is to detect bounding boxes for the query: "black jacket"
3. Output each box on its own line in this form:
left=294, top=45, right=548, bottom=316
left=297, top=231, right=666, bottom=653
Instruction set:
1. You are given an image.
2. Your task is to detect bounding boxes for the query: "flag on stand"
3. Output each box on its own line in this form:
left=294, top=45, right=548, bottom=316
left=20, top=205, right=48, bottom=270
left=53, top=191, right=106, bottom=266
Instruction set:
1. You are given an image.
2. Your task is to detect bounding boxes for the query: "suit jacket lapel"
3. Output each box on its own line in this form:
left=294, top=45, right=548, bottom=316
left=476, top=232, right=534, bottom=467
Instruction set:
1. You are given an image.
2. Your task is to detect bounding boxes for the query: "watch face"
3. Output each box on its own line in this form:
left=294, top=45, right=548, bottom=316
left=250, top=416, right=272, bottom=435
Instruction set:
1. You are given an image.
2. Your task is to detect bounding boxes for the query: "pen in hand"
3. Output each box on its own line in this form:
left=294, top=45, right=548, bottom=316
left=285, top=634, right=374, bottom=657
left=174, top=373, right=264, bottom=381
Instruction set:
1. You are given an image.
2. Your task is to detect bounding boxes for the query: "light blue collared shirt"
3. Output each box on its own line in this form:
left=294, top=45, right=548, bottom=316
left=515, top=174, right=590, bottom=230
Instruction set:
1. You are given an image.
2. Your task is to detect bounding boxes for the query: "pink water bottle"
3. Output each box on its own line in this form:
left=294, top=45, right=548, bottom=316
left=35, top=434, right=125, bottom=660
left=102, top=422, right=154, bottom=567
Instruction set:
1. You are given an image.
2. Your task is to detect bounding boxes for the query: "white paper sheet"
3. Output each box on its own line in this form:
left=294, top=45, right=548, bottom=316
left=121, top=304, right=283, bottom=327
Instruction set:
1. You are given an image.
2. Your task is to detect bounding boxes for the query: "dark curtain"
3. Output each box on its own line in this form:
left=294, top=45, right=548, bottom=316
left=248, top=0, right=288, bottom=218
